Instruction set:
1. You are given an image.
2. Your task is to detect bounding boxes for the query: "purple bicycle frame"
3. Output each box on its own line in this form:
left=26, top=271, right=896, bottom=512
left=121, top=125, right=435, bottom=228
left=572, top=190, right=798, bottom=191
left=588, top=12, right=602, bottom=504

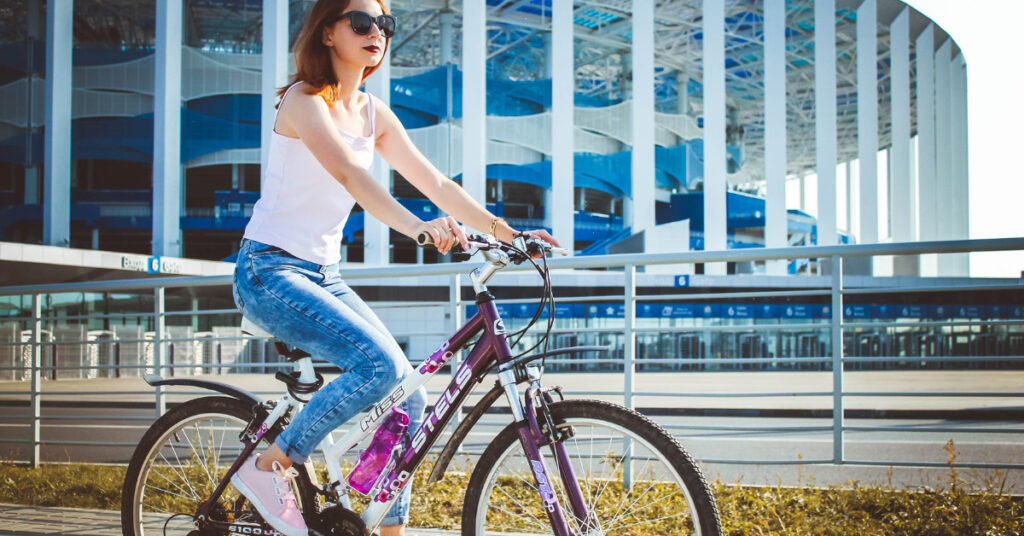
left=371, top=296, right=589, bottom=536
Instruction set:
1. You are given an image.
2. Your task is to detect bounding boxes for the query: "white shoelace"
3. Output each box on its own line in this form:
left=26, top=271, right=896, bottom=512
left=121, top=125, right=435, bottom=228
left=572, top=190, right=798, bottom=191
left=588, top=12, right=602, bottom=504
left=269, top=460, right=300, bottom=506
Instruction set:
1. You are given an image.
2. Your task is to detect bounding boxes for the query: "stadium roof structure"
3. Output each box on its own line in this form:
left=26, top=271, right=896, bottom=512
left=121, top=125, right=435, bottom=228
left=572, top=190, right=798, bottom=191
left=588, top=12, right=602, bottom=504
left=1, top=0, right=958, bottom=189
left=389, top=0, right=957, bottom=188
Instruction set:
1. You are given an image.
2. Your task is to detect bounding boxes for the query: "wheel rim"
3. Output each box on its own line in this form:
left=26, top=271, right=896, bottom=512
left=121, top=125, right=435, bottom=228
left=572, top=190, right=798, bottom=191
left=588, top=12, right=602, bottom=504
left=474, top=417, right=704, bottom=536
left=131, top=412, right=251, bottom=535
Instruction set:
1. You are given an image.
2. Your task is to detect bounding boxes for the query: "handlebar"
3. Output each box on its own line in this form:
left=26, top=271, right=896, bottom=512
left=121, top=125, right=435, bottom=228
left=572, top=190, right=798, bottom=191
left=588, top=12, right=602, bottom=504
left=416, top=231, right=567, bottom=263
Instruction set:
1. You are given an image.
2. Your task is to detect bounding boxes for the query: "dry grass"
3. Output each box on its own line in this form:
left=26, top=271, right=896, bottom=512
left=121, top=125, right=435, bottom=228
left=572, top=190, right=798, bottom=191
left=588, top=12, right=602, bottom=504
left=1, top=443, right=1021, bottom=535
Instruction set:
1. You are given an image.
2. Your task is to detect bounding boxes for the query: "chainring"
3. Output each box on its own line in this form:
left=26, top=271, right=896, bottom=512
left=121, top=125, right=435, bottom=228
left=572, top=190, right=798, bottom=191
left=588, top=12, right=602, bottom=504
left=308, top=505, right=368, bottom=536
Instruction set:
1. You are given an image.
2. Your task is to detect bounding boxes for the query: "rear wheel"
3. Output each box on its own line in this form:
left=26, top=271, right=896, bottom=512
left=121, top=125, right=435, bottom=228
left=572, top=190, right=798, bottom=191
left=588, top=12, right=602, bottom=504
left=462, top=400, right=721, bottom=535
left=120, top=396, right=315, bottom=535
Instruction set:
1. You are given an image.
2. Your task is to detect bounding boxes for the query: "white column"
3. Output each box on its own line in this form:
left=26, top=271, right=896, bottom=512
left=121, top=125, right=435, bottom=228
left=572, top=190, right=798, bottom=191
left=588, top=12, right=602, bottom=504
left=677, top=71, right=689, bottom=115
left=43, top=0, right=72, bottom=247
left=916, top=25, right=936, bottom=276
left=261, top=0, right=288, bottom=174
left=856, top=0, right=877, bottom=246
left=440, top=12, right=454, bottom=65
left=703, top=0, right=727, bottom=274
left=815, top=0, right=838, bottom=246
left=153, top=0, right=182, bottom=257
left=890, top=9, right=916, bottom=275
left=25, top=0, right=42, bottom=206
left=934, top=39, right=952, bottom=277
left=954, top=53, right=962, bottom=241
left=950, top=53, right=969, bottom=274
left=764, top=0, right=787, bottom=275
left=551, top=0, right=575, bottom=251
left=461, top=0, right=486, bottom=207
left=844, top=162, right=852, bottom=232
left=632, top=0, right=656, bottom=242
left=364, top=0, right=391, bottom=265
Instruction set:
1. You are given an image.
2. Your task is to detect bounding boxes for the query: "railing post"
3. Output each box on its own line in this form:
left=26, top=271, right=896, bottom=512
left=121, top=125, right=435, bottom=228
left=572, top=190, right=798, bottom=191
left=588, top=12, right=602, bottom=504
left=624, top=264, right=636, bottom=410
left=30, top=293, right=42, bottom=468
left=623, top=264, right=636, bottom=490
left=830, top=255, right=845, bottom=464
left=449, top=273, right=463, bottom=442
left=154, top=287, right=166, bottom=417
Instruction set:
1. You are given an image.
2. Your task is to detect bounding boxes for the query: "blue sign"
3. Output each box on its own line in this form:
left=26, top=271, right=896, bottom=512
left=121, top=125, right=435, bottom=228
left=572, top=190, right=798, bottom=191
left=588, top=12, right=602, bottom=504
left=696, top=304, right=720, bottom=318
left=929, top=305, right=954, bottom=319
left=588, top=304, right=625, bottom=318
left=674, top=275, right=690, bottom=288
left=756, top=304, right=779, bottom=318
left=147, top=256, right=161, bottom=274
left=781, top=305, right=813, bottom=319
left=723, top=304, right=754, bottom=318
left=637, top=303, right=659, bottom=318
left=843, top=305, right=871, bottom=319
left=897, top=305, right=926, bottom=318
left=873, top=305, right=898, bottom=319
left=954, top=306, right=985, bottom=319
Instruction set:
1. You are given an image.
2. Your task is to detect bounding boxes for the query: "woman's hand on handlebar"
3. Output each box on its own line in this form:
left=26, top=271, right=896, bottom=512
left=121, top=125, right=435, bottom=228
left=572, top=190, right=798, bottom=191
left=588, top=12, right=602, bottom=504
left=515, top=229, right=566, bottom=257
left=414, top=216, right=469, bottom=254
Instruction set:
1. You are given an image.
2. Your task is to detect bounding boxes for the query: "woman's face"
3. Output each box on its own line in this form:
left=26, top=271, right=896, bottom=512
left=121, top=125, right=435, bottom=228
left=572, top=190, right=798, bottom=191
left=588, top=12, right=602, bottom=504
left=322, top=0, right=387, bottom=69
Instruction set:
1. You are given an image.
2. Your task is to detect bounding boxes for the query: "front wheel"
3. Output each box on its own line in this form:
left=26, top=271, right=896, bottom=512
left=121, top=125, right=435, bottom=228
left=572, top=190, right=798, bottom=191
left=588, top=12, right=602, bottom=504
left=462, top=400, right=722, bottom=536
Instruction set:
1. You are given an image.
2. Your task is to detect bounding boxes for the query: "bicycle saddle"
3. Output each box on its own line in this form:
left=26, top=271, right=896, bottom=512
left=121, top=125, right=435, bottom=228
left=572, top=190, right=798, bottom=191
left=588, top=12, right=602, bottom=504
left=241, top=316, right=312, bottom=362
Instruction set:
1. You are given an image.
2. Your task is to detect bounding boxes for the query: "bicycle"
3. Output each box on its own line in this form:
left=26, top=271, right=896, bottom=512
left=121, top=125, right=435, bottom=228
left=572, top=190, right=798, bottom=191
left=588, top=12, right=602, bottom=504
left=121, top=233, right=722, bottom=536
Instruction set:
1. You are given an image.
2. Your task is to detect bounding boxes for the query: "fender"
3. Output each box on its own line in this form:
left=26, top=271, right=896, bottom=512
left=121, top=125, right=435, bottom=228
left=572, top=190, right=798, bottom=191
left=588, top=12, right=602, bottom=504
left=144, top=374, right=263, bottom=408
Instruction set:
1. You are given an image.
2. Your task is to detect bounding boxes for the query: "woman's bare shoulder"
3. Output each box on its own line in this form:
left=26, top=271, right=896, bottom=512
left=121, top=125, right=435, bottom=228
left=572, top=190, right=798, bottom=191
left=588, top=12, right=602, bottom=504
left=277, top=82, right=327, bottom=136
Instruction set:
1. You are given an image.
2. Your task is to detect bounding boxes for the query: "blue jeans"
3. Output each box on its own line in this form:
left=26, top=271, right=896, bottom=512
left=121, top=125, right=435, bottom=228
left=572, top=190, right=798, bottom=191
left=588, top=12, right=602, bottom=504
left=232, top=238, right=427, bottom=525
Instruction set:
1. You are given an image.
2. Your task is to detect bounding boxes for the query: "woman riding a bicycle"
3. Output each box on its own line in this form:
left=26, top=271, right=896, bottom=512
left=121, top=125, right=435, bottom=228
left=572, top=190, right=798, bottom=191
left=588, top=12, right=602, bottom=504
left=231, top=1, right=560, bottom=535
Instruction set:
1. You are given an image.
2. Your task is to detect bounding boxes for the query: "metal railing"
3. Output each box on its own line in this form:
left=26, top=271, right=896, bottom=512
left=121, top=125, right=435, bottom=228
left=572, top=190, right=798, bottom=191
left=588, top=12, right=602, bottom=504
left=0, top=237, right=1022, bottom=472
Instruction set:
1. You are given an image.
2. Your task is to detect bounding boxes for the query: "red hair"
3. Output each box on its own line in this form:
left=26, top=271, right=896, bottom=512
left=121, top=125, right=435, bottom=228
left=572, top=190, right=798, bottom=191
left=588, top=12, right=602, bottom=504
left=279, top=0, right=390, bottom=107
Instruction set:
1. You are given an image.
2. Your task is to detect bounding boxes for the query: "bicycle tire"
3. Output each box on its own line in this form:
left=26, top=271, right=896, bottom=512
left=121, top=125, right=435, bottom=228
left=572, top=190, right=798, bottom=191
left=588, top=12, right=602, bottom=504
left=462, top=399, right=722, bottom=536
left=120, top=396, right=317, bottom=536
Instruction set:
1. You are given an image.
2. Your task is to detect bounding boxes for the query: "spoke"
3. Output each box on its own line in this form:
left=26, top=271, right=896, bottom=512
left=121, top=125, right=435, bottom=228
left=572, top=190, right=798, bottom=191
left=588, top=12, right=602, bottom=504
left=189, top=421, right=217, bottom=485
left=158, top=448, right=201, bottom=500
left=605, top=452, right=660, bottom=526
left=145, top=482, right=201, bottom=504
left=604, top=487, right=687, bottom=534
left=589, top=429, right=624, bottom=510
left=214, top=418, right=230, bottom=471
left=489, top=480, right=550, bottom=532
left=150, top=466, right=200, bottom=501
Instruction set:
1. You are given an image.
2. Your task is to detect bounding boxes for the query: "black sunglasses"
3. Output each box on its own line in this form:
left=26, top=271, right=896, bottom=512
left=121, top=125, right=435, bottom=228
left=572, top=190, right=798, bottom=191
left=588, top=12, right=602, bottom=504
left=330, top=11, right=397, bottom=39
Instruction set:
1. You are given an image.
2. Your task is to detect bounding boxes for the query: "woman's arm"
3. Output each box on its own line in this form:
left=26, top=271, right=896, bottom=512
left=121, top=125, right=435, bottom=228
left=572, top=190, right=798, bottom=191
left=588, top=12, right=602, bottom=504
left=373, top=96, right=561, bottom=247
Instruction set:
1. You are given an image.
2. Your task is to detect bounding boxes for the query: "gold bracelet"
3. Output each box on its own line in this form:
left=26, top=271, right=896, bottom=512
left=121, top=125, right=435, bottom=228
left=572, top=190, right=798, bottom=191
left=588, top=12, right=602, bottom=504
left=489, top=217, right=506, bottom=237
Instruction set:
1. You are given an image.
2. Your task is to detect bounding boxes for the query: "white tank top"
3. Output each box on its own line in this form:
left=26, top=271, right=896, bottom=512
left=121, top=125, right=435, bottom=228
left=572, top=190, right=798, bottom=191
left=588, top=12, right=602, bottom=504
left=243, top=84, right=376, bottom=265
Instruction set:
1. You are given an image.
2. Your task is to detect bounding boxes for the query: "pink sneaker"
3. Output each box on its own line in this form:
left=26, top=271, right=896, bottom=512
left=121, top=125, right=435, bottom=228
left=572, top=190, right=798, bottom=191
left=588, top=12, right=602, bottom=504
left=231, top=454, right=308, bottom=536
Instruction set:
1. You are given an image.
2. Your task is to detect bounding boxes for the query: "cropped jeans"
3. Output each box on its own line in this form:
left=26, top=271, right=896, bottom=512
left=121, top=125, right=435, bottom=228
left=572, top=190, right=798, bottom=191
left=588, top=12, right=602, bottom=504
left=232, top=238, right=427, bottom=525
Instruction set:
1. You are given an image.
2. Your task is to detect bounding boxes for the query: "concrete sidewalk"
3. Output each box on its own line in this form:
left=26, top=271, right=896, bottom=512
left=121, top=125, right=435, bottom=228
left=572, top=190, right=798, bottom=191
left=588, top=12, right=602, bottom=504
left=0, top=504, right=458, bottom=536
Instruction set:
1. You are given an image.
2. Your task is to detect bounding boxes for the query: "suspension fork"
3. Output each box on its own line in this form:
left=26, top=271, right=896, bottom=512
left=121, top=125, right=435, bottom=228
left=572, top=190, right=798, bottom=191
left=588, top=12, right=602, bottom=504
left=498, top=369, right=576, bottom=536
left=524, top=382, right=598, bottom=534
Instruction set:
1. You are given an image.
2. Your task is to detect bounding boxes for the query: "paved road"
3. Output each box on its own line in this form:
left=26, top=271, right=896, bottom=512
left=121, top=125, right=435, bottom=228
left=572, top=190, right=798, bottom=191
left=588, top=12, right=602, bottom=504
left=0, top=504, right=457, bottom=536
left=2, top=370, right=1022, bottom=489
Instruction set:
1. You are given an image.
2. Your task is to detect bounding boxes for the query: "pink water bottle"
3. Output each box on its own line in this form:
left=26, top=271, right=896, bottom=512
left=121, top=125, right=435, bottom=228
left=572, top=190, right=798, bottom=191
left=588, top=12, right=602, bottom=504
left=348, top=408, right=409, bottom=494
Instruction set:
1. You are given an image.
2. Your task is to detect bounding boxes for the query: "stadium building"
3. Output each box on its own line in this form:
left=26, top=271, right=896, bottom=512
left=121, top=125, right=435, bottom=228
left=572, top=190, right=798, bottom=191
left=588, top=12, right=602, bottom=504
left=0, top=0, right=969, bottom=276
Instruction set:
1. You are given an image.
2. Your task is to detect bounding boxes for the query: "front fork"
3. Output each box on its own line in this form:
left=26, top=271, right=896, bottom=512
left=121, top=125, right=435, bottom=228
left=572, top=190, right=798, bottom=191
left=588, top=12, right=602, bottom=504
left=498, top=368, right=594, bottom=536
